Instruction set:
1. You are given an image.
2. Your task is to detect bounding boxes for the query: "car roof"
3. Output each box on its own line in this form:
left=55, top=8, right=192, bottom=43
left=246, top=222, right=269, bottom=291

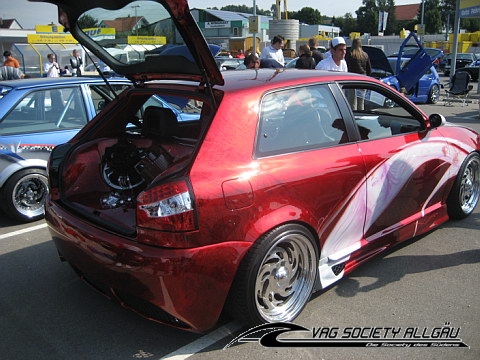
left=215, top=69, right=376, bottom=93
left=0, top=76, right=130, bottom=89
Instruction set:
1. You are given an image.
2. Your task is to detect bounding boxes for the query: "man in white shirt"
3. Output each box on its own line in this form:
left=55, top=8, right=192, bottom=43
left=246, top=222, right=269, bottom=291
left=316, top=37, right=348, bottom=72
left=44, top=53, right=60, bottom=77
left=260, top=35, right=285, bottom=67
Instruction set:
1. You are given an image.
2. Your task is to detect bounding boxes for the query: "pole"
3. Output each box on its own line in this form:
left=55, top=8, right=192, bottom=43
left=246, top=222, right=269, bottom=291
left=253, top=0, right=256, bottom=55
left=131, top=5, right=140, bottom=35
left=450, top=0, right=460, bottom=81
left=420, top=0, right=425, bottom=45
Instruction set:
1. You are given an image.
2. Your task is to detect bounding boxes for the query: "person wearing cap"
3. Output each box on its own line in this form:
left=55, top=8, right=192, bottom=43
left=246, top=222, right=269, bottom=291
left=315, top=37, right=348, bottom=72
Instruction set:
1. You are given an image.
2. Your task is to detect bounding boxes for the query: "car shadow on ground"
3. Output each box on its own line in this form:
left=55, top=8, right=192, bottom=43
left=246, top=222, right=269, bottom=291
left=332, top=212, right=480, bottom=298
left=334, top=247, right=480, bottom=298
left=0, top=208, right=44, bottom=228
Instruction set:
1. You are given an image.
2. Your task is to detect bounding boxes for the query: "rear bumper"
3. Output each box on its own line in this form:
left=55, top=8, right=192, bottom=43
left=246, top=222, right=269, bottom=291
left=45, top=200, right=251, bottom=333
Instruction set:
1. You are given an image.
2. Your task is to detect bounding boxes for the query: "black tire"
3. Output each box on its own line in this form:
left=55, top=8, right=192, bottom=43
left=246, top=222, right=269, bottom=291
left=427, top=84, right=440, bottom=104
left=226, top=223, right=318, bottom=326
left=1, top=168, right=48, bottom=222
left=447, top=153, right=480, bottom=219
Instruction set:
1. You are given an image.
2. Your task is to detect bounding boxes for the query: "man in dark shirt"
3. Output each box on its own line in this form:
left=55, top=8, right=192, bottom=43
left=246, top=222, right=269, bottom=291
left=308, top=37, right=324, bottom=65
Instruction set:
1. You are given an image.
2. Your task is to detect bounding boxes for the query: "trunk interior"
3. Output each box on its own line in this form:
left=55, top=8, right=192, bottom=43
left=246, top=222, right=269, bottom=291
left=57, top=90, right=206, bottom=235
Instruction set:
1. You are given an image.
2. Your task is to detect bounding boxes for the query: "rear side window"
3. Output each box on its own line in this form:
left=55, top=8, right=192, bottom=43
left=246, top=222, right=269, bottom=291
left=0, top=87, right=88, bottom=135
left=256, top=84, right=345, bottom=157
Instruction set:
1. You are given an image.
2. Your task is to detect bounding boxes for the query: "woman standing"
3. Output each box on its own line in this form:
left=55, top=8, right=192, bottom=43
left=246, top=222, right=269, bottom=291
left=345, top=38, right=372, bottom=110
left=295, top=44, right=316, bottom=69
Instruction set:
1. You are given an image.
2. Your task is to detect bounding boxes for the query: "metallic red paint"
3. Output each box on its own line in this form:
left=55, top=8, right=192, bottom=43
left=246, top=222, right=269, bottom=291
left=46, top=200, right=251, bottom=333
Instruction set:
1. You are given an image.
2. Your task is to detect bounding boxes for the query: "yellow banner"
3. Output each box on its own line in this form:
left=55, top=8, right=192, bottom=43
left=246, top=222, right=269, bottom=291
left=35, top=24, right=65, bottom=33
left=82, top=27, right=116, bottom=38
left=28, top=34, right=77, bottom=44
left=127, top=36, right=167, bottom=45
left=460, top=0, right=478, bottom=9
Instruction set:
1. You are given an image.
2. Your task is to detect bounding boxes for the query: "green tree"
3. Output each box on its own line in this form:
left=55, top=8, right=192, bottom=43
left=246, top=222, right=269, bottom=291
left=336, top=13, right=357, bottom=37
left=418, top=0, right=442, bottom=34
left=356, top=0, right=379, bottom=35
left=378, top=0, right=397, bottom=35
left=462, top=18, right=480, bottom=32
left=288, top=7, right=322, bottom=25
left=77, top=14, right=99, bottom=29
left=220, top=5, right=271, bottom=16
left=440, top=0, right=456, bottom=34
left=440, top=0, right=479, bottom=33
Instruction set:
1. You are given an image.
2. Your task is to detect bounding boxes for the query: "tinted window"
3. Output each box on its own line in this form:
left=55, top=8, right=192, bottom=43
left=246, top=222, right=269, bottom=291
left=256, top=84, right=345, bottom=157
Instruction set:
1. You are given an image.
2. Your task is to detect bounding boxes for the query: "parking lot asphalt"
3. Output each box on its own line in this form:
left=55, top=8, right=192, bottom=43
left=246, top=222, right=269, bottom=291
left=417, top=76, right=480, bottom=122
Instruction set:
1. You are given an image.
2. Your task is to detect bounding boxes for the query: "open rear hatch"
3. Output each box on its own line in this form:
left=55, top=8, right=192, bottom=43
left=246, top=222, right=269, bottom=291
left=38, top=0, right=222, bottom=235
left=31, top=0, right=223, bottom=86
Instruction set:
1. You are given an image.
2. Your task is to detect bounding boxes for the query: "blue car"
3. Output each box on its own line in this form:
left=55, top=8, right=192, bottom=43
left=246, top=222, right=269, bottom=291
left=0, top=76, right=199, bottom=222
left=385, top=57, right=442, bottom=104
left=360, top=32, right=444, bottom=104
left=363, top=46, right=442, bottom=104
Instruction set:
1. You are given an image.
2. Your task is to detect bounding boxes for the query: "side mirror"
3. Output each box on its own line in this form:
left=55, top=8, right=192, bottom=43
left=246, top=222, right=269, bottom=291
left=429, top=113, right=446, bottom=129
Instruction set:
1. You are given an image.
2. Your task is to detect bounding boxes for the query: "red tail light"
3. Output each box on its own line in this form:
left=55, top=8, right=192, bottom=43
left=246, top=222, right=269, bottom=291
left=137, top=179, right=197, bottom=232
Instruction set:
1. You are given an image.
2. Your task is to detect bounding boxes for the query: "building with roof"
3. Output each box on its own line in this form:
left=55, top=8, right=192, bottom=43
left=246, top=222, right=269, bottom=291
left=191, top=8, right=271, bottom=50
left=0, top=18, right=23, bottom=30
left=395, top=3, right=420, bottom=21
left=100, top=16, right=148, bottom=36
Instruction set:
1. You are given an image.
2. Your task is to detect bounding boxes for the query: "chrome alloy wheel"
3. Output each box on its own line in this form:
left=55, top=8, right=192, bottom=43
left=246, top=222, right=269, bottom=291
left=12, top=172, right=49, bottom=218
left=254, top=232, right=317, bottom=322
left=429, top=84, right=440, bottom=104
left=459, top=155, right=480, bottom=214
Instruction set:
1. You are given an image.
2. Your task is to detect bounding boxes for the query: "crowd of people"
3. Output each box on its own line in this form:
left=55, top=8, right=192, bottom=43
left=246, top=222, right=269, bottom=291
left=230, top=34, right=371, bottom=110
left=0, top=49, right=84, bottom=80
left=1, top=37, right=370, bottom=81
left=232, top=34, right=371, bottom=77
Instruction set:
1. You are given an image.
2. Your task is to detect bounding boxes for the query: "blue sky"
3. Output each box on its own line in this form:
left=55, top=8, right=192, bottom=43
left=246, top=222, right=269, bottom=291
left=1, top=0, right=419, bottom=29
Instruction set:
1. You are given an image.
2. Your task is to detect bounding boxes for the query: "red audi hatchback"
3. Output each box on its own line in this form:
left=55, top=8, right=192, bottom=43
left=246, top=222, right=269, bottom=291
left=42, top=0, right=480, bottom=333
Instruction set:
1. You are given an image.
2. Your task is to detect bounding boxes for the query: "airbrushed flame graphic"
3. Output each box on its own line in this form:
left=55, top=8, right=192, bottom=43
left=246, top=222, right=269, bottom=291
left=318, top=136, right=473, bottom=288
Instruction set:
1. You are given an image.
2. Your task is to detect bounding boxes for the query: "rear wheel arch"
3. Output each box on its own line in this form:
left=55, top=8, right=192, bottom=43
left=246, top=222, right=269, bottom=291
left=447, top=152, right=480, bottom=219
left=225, top=221, right=320, bottom=326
